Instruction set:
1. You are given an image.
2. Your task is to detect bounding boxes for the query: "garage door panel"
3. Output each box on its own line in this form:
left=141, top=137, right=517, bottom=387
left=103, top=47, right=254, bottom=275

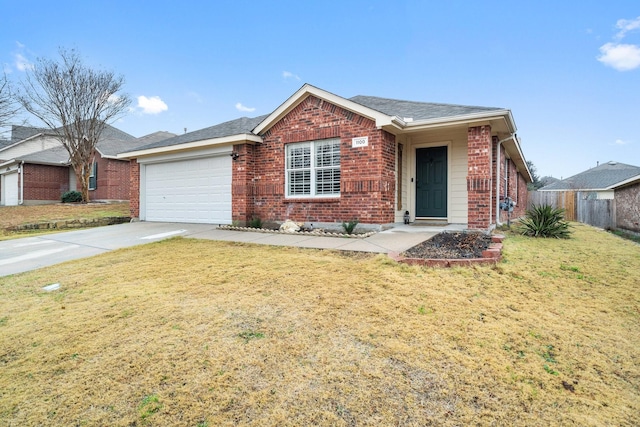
left=144, top=156, right=231, bottom=224
left=2, top=173, right=19, bottom=206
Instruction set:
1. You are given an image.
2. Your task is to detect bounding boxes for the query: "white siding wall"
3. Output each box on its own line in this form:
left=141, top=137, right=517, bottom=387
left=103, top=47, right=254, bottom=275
left=0, top=136, right=61, bottom=160
left=395, top=127, right=469, bottom=224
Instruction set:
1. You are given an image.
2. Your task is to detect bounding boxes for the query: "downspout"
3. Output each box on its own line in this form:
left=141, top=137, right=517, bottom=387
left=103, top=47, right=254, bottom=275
left=19, top=161, right=24, bottom=205
left=495, top=134, right=516, bottom=226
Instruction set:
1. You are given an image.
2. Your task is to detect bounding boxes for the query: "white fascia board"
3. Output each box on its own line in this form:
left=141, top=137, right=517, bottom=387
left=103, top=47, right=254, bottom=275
left=117, top=133, right=262, bottom=159
left=607, top=174, right=640, bottom=190
left=252, top=83, right=394, bottom=135
left=136, top=145, right=233, bottom=165
left=0, top=159, right=18, bottom=170
left=396, top=110, right=516, bottom=133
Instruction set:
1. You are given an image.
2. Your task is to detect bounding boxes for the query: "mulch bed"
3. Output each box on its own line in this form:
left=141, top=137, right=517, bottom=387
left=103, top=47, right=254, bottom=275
left=402, top=231, right=492, bottom=259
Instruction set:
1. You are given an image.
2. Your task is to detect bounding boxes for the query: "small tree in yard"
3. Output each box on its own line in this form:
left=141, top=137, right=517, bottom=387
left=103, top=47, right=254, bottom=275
left=17, top=48, right=131, bottom=202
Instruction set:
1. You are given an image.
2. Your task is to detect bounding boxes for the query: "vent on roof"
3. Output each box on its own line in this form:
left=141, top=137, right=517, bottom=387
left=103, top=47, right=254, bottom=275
left=403, top=117, right=413, bottom=122
left=608, top=161, right=617, bottom=165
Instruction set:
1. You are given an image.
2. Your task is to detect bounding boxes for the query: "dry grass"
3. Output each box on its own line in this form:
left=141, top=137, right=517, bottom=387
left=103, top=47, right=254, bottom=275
left=0, top=223, right=638, bottom=426
left=0, top=202, right=129, bottom=238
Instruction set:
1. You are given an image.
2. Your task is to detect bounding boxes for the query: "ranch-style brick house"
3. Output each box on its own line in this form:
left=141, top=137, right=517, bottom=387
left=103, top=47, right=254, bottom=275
left=119, top=84, right=532, bottom=230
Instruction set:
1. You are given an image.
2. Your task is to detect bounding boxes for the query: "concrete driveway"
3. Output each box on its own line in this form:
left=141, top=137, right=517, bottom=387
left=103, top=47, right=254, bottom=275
left=0, top=222, right=447, bottom=277
left=0, top=222, right=219, bottom=277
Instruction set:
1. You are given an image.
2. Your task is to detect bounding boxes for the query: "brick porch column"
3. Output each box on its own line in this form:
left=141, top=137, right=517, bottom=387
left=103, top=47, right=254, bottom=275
left=129, top=160, right=140, bottom=219
left=231, top=143, right=254, bottom=225
left=467, top=125, right=493, bottom=230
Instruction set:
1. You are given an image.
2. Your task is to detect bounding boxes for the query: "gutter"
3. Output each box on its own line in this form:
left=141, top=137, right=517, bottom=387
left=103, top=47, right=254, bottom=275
left=19, top=161, right=24, bottom=205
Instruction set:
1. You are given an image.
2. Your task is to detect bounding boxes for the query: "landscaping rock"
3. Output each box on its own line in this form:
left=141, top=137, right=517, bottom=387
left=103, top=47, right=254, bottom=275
left=279, top=219, right=301, bottom=233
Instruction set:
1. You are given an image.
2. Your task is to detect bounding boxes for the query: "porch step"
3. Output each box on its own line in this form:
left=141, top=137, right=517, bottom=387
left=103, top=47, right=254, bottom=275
left=411, top=220, right=449, bottom=227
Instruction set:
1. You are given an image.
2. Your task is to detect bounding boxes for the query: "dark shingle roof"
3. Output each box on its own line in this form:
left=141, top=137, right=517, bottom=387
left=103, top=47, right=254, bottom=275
left=135, top=116, right=268, bottom=151
left=540, top=161, right=640, bottom=191
left=11, top=125, right=46, bottom=142
left=17, top=145, right=70, bottom=165
left=349, top=95, right=503, bottom=121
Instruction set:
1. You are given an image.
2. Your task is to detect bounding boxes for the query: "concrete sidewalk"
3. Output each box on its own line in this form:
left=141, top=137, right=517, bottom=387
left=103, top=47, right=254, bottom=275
left=187, top=223, right=465, bottom=253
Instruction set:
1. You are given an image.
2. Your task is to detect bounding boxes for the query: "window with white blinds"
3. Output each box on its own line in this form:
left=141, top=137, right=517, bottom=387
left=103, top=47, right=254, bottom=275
left=286, top=139, right=340, bottom=197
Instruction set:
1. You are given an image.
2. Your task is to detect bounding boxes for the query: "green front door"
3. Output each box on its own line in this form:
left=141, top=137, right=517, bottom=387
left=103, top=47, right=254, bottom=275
left=416, top=146, right=447, bottom=218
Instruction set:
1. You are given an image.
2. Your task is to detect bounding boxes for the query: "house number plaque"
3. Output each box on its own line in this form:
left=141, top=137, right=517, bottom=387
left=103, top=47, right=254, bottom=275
left=352, top=136, right=368, bottom=148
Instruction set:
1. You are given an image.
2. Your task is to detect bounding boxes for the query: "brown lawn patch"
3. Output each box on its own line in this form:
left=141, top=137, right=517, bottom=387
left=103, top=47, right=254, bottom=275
left=0, top=223, right=638, bottom=426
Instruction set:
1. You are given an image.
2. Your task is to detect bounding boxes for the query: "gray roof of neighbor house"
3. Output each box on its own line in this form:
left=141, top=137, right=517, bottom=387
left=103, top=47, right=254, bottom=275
left=134, top=116, right=269, bottom=151
left=16, top=145, right=70, bottom=165
left=348, top=95, right=503, bottom=121
left=540, top=161, right=640, bottom=191
left=11, top=125, right=47, bottom=142
left=98, top=129, right=175, bottom=157
left=3, top=126, right=172, bottom=165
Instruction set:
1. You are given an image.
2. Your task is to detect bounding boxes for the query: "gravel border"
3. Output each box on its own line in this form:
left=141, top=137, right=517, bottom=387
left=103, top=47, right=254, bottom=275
left=217, top=225, right=377, bottom=239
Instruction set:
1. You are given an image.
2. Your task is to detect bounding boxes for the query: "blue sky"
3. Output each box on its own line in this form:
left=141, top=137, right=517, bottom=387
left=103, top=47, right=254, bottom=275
left=2, top=0, right=638, bottom=179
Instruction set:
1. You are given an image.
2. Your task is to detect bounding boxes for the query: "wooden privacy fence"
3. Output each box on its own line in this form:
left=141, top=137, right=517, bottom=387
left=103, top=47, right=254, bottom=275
left=528, top=191, right=616, bottom=229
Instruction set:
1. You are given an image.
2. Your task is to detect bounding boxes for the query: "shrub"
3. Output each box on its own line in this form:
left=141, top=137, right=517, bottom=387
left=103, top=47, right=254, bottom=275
left=61, top=190, right=83, bottom=203
left=341, top=219, right=359, bottom=235
left=248, top=217, right=263, bottom=229
left=518, top=204, right=571, bottom=238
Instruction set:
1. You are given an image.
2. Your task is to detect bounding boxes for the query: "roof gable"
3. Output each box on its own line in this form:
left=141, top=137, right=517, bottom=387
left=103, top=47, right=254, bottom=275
left=253, top=84, right=394, bottom=135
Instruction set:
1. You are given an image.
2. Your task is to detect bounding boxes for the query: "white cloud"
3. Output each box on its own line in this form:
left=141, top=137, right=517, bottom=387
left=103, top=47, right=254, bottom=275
left=14, top=53, right=33, bottom=71
left=614, top=139, right=630, bottom=146
left=137, top=95, right=168, bottom=114
left=615, top=16, right=640, bottom=40
left=282, top=71, right=301, bottom=81
left=597, top=43, right=640, bottom=71
left=235, top=102, right=255, bottom=112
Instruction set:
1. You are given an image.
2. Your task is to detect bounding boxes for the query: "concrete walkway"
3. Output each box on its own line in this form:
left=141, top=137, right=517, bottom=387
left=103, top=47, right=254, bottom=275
left=190, top=223, right=465, bottom=253
left=0, top=222, right=466, bottom=276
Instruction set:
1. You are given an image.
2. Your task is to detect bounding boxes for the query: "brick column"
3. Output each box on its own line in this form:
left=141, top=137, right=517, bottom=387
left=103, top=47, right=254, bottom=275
left=231, top=143, right=254, bottom=225
left=129, top=160, right=140, bottom=219
left=467, top=125, right=493, bottom=230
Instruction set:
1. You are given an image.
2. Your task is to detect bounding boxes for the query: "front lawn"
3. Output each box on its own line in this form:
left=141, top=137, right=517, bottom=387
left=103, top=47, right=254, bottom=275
left=0, top=202, right=130, bottom=239
left=0, top=223, right=638, bottom=426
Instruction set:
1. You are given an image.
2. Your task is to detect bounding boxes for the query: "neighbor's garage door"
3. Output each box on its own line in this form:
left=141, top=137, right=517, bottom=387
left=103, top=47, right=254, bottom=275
left=144, top=155, right=232, bottom=224
left=2, top=172, right=19, bottom=206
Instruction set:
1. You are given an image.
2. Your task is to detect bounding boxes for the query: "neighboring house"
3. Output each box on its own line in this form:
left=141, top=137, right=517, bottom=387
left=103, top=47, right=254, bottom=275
left=0, top=126, right=175, bottom=206
left=539, top=161, right=640, bottom=232
left=539, top=161, right=640, bottom=199
left=119, top=84, right=532, bottom=230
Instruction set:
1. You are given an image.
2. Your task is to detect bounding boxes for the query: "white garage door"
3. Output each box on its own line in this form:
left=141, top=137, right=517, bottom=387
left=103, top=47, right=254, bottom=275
left=2, top=172, right=19, bottom=206
left=144, top=155, right=232, bottom=224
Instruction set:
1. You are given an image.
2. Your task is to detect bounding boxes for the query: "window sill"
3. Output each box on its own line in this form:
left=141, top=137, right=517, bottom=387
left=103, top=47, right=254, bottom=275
left=283, top=197, right=340, bottom=203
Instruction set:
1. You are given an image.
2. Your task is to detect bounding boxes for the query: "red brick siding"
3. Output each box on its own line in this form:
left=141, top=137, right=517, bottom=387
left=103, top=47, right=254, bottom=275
left=467, top=126, right=493, bottom=230
left=129, top=160, right=140, bottom=218
left=89, top=154, right=131, bottom=201
left=514, top=172, right=528, bottom=218
left=498, top=155, right=527, bottom=223
left=22, top=164, right=70, bottom=201
left=232, top=95, right=396, bottom=225
left=615, top=182, right=640, bottom=232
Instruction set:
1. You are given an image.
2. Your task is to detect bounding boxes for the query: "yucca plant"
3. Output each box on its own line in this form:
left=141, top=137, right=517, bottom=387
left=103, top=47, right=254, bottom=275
left=341, top=219, right=359, bottom=235
left=518, top=204, right=572, bottom=238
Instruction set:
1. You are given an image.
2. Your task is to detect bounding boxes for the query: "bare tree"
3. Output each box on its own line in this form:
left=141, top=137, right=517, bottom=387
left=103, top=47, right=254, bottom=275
left=17, top=48, right=131, bottom=202
left=0, top=72, right=21, bottom=131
